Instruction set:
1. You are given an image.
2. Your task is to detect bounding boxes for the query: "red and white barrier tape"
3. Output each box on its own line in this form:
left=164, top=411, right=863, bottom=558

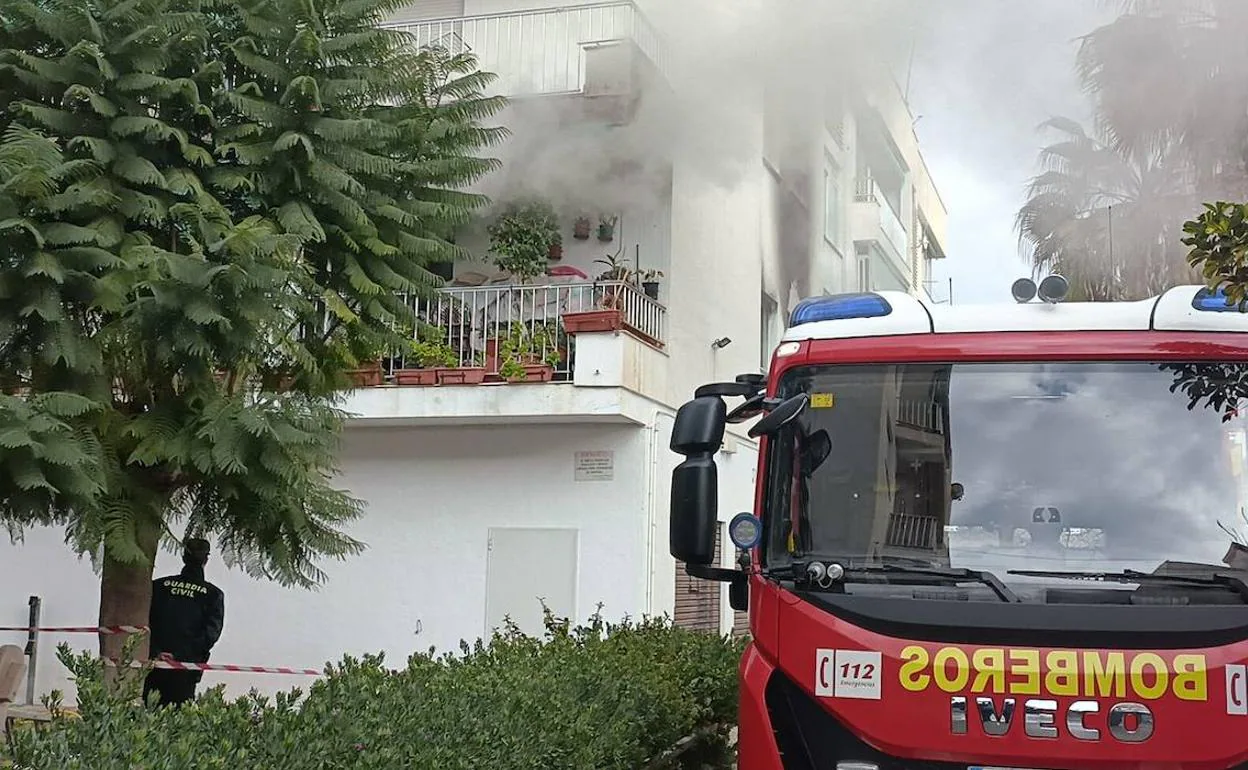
left=149, top=659, right=321, bottom=676
left=0, top=625, right=148, bottom=635
left=3, top=623, right=318, bottom=676
left=105, top=658, right=321, bottom=676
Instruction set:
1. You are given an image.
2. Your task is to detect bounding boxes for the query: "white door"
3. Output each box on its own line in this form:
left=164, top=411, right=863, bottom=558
left=485, top=528, right=578, bottom=639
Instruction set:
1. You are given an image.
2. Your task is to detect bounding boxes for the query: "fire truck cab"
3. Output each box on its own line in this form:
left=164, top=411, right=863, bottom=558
left=670, top=279, right=1248, bottom=770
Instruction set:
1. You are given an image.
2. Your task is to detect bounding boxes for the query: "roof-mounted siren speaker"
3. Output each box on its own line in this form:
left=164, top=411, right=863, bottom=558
left=1011, top=277, right=1037, bottom=303
left=1037, top=274, right=1069, bottom=304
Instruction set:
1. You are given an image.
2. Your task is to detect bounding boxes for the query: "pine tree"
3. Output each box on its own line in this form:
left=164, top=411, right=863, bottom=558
left=0, top=0, right=506, bottom=665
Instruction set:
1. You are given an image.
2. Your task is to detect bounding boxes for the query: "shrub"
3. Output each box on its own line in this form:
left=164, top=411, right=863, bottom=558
left=5, top=611, right=745, bottom=770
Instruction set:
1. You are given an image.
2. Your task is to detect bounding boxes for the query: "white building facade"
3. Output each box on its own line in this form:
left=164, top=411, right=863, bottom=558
left=0, top=0, right=948, bottom=700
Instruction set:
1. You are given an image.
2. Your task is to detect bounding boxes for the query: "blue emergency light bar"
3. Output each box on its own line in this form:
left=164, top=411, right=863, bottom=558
left=1192, top=286, right=1248, bottom=313
left=789, top=292, right=893, bottom=326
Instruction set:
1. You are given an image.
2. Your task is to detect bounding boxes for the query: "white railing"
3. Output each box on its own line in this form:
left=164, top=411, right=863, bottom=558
left=886, top=514, right=940, bottom=550
left=854, top=175, right=909, bottom=260
left=896, top=400, right=944, bottom=434
left=382, top=2, right=667, bottom=97
left=391, top=280, right=665, bottom=378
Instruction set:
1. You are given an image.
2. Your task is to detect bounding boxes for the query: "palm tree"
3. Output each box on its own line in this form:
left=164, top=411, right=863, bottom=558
left=1016, top=117, right=1199, bottom=300
left=1075, top=0, right=1248, bottom=200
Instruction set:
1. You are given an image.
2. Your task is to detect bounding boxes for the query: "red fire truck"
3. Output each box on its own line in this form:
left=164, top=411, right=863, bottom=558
left=669, top=276, right=1248, bottom=770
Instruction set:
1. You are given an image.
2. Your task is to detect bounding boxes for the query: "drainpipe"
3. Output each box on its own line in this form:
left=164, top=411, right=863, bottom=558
left=645, top=410, right=671, bottom=615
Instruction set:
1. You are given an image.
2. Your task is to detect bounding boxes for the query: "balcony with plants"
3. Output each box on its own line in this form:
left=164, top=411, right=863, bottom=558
left=343, top=197, right=668, bottom=395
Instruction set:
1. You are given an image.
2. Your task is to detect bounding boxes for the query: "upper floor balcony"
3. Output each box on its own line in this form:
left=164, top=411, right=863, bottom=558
left=341, top=274, right=669, bottom=428
left=382, top=2, right=668, bottom=100
left=853, top=173, right=909, bottom=269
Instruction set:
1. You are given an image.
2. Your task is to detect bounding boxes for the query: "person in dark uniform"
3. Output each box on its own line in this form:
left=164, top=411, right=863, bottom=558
left=143, top=538, right=224, bottom=707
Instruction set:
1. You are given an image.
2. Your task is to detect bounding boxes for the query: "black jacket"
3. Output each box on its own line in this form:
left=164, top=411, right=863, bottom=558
left=148, top=566, right=224, bottom=664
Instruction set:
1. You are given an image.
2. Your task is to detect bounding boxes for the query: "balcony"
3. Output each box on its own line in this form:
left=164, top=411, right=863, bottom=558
left=340, top=279, right=668, bottom=427
left=382, top=2, right=667, bottom=99
left=896, top=400, right=944, bottom=435
left=391, top=279, right=665, bottom=379
left=885, top=513, right=939, bottom=550
left=853, top=174, right=909, bottom=273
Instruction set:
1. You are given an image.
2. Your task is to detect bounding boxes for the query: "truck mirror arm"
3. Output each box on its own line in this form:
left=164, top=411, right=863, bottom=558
left=685, top=563, right=744, bottom=583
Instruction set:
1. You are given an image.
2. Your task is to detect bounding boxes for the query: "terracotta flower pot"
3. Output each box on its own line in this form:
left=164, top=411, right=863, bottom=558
left=562, top=309, right=624, bottom=334
left=348, top=362, right=384, bottom=387
left=395, top=368, right=438, bottom=386
left=437, top=367, right=487, bottom=385
left=505, top=363, right=555, bottom=383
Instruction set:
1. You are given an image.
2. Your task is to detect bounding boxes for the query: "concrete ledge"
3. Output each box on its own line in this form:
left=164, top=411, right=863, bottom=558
left=341, top=382, right=654, bottom=427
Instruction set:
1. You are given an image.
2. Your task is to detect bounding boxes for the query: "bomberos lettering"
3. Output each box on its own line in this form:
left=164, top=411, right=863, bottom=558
left=898, top=645, right=1209, bottom=743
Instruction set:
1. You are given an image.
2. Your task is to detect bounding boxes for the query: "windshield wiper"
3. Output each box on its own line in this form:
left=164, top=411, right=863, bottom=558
left=853, top=564, right=1022, bottom=603
left=1007, top=569, right=1248, bottom=602
left=768, top=560, right=1021, bottom=603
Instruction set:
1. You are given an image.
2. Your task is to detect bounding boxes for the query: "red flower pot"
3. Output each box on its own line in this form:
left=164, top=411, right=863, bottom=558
left=437, top=367, right=487, bottom=385
left=561, top=309, right=624, bottom=334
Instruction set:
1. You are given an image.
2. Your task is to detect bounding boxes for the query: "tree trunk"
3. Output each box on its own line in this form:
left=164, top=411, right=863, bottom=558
left=98, top=521, right=160, bottom=690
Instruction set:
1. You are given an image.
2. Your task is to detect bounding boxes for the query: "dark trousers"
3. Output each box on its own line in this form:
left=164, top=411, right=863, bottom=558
left=143, top=668, right=201, bottom=707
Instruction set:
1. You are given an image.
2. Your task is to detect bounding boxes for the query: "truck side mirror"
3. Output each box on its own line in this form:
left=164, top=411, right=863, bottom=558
left=747, top=393, right=809, bottom=438
left=670, top=396, right=726, bottom=565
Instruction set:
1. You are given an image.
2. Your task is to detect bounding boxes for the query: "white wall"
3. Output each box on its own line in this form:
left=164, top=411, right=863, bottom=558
left=1, top=423, right=653, bottom=701
left=663, top=122, right=765, bottom=405
left=648, top=413, right=759, bottom=634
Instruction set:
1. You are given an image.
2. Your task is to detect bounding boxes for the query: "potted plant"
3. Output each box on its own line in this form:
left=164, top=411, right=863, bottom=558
left=497, top=322, right=561, bottom=383
left=394, top=327, right=458, bottom=386
left=438, top=351, right=487, bottom=385
left=593, top=253, right=634, bottom=307
left=593, top=253, right=633, bottom=282
left=638, top=268, right=664, bottom=300
left=597, top=214, right=618, bottom=242
left=573, top=215, right=592, bottom=240
left=344, top=339, right=386, bottom=388
left=487, top=199, right=562, bottom=283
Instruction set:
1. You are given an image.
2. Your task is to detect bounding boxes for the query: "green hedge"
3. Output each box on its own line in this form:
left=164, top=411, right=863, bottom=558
left=6, top=612, right=746, bottom=770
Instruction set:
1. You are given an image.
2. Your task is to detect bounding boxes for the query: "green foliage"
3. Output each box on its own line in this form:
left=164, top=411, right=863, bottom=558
left=407, top=325, right=457, bottom=368
left=487, top=199, right=561, bottom=281
left=498, top=321, right=562, bottom=379
left=0, top=0, right=506, bottom=598
left=1183, top=201, right=1248, bottom=304
left=1015, top=117, right=1198, bottom=302
left=1017, top=2, right=1248, bottom=299
left=6, top=614, right=745, bottom=770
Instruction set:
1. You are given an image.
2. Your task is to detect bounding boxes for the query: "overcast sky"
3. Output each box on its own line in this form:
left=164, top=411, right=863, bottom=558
left=905, top=1, right=1117, bottom=304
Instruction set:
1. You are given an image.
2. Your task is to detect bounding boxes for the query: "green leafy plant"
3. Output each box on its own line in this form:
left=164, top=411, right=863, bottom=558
left=1183, top=201, right=1248, bottom=307
left=498, top=322, right=563, bottom=380
left=597, top=214, right=618, bottom=242
left=0, top=0, right=507, bottom=666
left=487, top=200, right=561, bottom=281
left=594, top=253, right=634, bottom=282
left=407, top=326, right=457, bottom=369
left=6, top=614, right=746, bottom=770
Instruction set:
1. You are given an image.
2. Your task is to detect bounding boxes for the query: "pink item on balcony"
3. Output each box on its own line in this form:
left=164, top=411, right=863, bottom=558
left=546, top=265, right=589, bottom=279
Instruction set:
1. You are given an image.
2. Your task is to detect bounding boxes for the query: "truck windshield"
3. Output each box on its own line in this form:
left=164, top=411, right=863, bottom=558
left=763, top=361, right=1248, bottom=603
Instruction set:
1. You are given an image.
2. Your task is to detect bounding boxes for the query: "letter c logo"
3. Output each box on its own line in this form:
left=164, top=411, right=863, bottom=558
left=1233, top=671, right=1244, bottom=708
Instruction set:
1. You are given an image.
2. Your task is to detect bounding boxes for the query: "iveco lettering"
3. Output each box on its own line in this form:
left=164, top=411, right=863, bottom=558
left=668, top=283, right=1248, bottom=769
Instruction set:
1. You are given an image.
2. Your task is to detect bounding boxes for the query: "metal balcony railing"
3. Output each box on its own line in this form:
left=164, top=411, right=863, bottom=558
left=382, top=2, right=667, bottom=97
left=896, top=401, right=944, bottom=434
left=854, top=175, right=909, bottom=260
left=885, top=513, right=940, bottom=550
left=391, top=280, right=666, bottom=378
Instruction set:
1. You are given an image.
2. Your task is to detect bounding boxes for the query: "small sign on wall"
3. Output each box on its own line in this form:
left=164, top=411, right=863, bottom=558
left=574, top=450, right=614, bottom=481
